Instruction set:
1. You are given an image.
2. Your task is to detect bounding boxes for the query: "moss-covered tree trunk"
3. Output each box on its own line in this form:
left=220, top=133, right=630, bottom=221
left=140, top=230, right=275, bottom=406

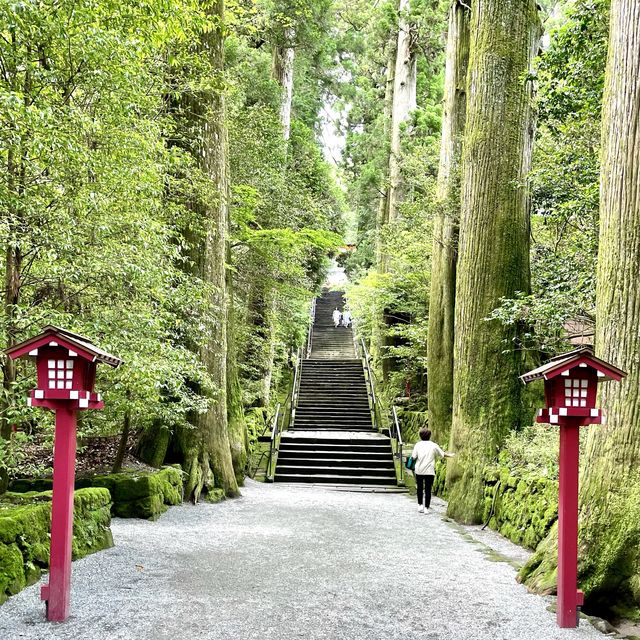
left=173, top=0, right=239, bottom=501
left=226, top=245, right=248, bottom=483
left=427, top=0, right=470, bottom=446
left=445, top=0, right=540, bottom=523
left=374, top=30, right=396, bottom=272
left=521, top=0, right=640, bottom=617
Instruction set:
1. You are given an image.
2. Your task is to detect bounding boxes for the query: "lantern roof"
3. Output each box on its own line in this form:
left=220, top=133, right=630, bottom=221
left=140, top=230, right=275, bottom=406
left=5, top=325, right=123, bottom=368
left=520, top=347, right=625, bottom=384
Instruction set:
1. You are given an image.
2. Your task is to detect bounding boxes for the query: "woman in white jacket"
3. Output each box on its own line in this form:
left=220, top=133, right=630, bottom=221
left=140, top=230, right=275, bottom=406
left=411, top=428, right=454, bottom=513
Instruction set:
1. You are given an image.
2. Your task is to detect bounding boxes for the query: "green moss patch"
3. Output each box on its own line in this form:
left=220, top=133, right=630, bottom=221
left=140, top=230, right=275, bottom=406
left=0, top=488, right=113, bottom=605
left=10, top=466, right=183, bottom=521
left=482, top=467, right=558, bottom=551
left=88, top=466, right=183, bottom=520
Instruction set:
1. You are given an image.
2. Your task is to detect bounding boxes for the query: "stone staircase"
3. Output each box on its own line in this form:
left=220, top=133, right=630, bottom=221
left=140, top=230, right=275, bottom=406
left=275, top=290, right=396, bottom=487
left=309, top=290, right=355, bottom=359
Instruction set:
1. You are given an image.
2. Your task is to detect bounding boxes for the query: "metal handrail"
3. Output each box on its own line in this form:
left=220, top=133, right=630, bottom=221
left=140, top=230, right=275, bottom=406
left=391, top=405, right=404, bottom=484
left=359, top=337, right=379, bottom=430
left=265, top=403, right=281, bottom=481
left=290, top=347, right=302, bottom=428
left=355, top=335, right=405, bottom=486
left=305, top=298, right=316, bottom=359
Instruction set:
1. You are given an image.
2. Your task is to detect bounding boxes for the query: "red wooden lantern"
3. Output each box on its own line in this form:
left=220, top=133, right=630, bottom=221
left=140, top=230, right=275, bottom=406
left=521, top=347, right=625, bottom=628
left=522, top=347, right=624, bottom=427
left=6, top=326, right=122, bottom=622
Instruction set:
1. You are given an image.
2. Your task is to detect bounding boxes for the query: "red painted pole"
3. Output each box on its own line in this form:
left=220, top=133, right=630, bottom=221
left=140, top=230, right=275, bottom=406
left=557, top=419, right=582, bottom=628
left=43, top=405, right=77, bottom=621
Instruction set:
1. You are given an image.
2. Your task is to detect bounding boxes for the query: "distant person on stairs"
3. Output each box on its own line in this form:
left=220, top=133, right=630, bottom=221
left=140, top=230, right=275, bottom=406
left=411, top=428, right=454, bottom=514
left=342, top=309, right=352, bottom=327
left=332, top=307, right=342, bottom=327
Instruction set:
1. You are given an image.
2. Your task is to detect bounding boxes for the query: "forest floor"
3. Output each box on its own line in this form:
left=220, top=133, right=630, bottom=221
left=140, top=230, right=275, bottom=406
left=16, top=431, right=151, bottom=478
left=0, top=481, right=609, bottom=640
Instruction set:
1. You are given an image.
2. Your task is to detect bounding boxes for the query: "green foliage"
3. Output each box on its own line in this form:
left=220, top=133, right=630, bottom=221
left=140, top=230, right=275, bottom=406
left=0, top=0, right=344, bottom=470
left=339, top=0, right=445, bottom=397
left=226, top=19, right=344, bottom=407
left=0, top=432, right=50, bottom=482
left=498, top=424, right=563, bottom=481
left=489, top=0, right=608, bottom=356
left=0, top=0, right=214, bottom=441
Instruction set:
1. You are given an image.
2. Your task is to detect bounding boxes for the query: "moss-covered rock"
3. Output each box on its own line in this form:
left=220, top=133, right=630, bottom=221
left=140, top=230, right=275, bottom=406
left=204, top=488, right=225, bottom=504
left=396, top=410, right=429, bottom=445
left=0, top=488, right=113, bottom=605
left=0, top=543, right=26, bottom=602
left=482, top=465, right=558, bottom=551
left=8, top=478, right=53, bottom=493
left=10, top=466, right=184, bottom=521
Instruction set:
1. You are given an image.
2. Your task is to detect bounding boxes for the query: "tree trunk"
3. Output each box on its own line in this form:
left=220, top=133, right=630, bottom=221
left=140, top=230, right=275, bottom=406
left=375, top=31, right=397, bottom=270
left=427, top=0, right=470, bottom=446
left=242, top=286, right=276, bottom=407
left=226, top=245, right=248, bottom=483
left=445, top=0, right=541, bottom=523
left=521, top=0, right=640, bottom=616
left=374, top=0, right=416, bottom=383
left=174, top=0, right=239, bottom=501
left=387, top=0, right=417, bottom=223
left=111, top=408, right=130, bottom=474
left=272, top=27, right=296, bottom=142
left=2, top=217, right=20, bottom=442
left=371, top=27, right=397, bottom=379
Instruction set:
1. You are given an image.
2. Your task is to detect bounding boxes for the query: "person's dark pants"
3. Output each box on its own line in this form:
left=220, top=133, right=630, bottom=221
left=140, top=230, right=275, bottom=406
left=416, top=474, right=435, bottom=508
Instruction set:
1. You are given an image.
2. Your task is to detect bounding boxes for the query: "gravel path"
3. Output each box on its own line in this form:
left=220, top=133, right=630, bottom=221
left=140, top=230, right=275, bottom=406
left=0, top=481, right=604, bottom=640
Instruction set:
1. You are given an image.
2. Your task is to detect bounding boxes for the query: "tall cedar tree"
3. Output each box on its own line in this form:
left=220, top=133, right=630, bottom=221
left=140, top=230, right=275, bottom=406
left=427, top=0, right=470, bottom=445
left=176, top=0, right=239, bottom=501
left=374, top=0, right=417, bottom=382
left=520, top=0, right=640, bottom=617
left=578, top=0, right=640, bottom=611
left=446, top=0, right=541, bottom=523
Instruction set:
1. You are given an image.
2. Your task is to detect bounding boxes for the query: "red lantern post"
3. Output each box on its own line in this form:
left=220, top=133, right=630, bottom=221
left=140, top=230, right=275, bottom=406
left=521, top=347, right=625, bottom=628
left=6, top=326, right=122, bottom=622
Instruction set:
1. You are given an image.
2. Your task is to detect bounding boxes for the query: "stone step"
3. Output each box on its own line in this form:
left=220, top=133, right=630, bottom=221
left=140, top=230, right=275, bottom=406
left=274, top=474, right=395, bottom=486
left=278, top=449, right=392, bottom=460
left=276, top=464, right=395, bottom=477
left=280, top=436, right=389, bottom=447
left=276, top=457, right=394, bottom=470
left=295, top=410, right=372, bottom=417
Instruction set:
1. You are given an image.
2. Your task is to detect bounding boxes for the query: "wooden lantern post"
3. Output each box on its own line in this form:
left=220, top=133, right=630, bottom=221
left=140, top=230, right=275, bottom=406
left=521, top=347, right=625, bottom=628
left=6, top=326, right=122, bottom=622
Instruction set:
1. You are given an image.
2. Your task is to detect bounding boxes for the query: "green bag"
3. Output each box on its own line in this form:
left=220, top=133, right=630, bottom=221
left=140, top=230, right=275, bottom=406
left=405, top=456, right=416, bottom=472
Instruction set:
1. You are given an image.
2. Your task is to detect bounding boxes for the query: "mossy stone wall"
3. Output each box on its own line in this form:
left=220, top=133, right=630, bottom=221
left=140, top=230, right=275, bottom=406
left=482, top=467, right=558, bottom=550
left=78, top=466, right=183, bottom=520
left=9, top=466, right=183, bottom=521
left=0, top=488, right=112, bottom=604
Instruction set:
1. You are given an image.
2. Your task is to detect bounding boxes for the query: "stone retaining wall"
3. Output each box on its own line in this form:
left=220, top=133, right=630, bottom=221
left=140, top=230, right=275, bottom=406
left=9, top=466, right=183, bottom=521
left=483, top=468, right=558, bottom=550
left=0, top=488, right=112, bottom=604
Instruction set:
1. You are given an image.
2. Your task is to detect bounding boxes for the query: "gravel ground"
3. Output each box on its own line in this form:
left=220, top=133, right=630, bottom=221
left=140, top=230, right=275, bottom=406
left=0, top=481, right=605, bottom=640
